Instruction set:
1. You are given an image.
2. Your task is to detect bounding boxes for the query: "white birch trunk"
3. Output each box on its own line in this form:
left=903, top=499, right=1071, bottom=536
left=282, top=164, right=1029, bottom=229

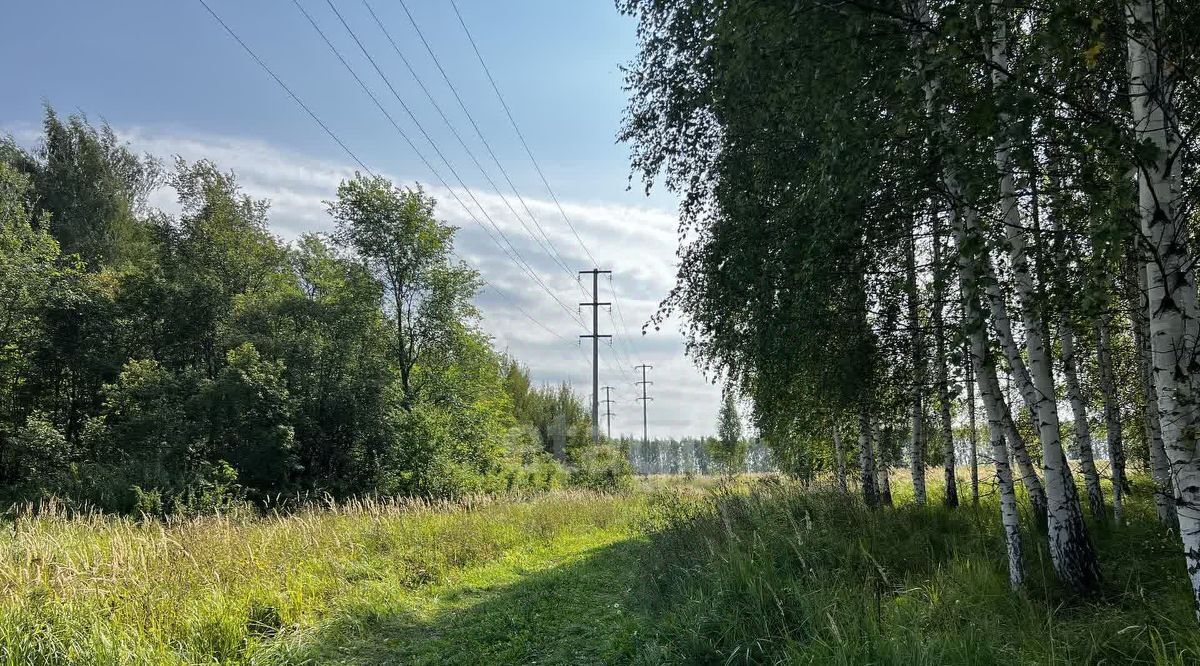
left=978, top=258, right=1051, bottom=514
left=1002, top=399, right=1049, bottom=519
left=877, top=423, right=893, bottom=506
left=1060, top=316, right=1104, bottom=519
left=833, top=423, right=848, bottom=493
left=952, top=206, right=1024, bottom=589
left=966, top=337, right=980, bottom=503
left=1096, top=317, right=1125, bottom=523
left=911, top=0, right=1022, bottom=584
left=907, top=223, right=927, bottom=505
left=1130, top=259, right=1177, bottom=526
left=1126, top=0, right=1200, bottom=616
left=859, top=408, right=878, bottom=507
left=933, top=216, right=958, bottom=507
left=1047, top=141, right=1105, bottom=521
left=985, top=5, right=1100, bottom=592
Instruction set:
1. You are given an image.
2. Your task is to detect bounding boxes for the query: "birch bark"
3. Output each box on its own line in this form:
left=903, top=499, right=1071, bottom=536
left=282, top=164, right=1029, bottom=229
left=985, top=4, right=1100, bottom=592
left=966, top=337, right=979, bottom=503
left=877, top=423, right=894, bottom=507
left=1129, top=257, right=1177, bottom=526
left=1060, top=317, right=1105, bottom=518
left=1096, top=317, right=1125, bottom=523
left=911, top=0, right=1023, bottom=584
left=907, top=223, right=927, bottom=505
left=833, top=423, right=848, bottom=494
left=859, top=408, right=879, bottom=507
left=933, top=216, right=957, bottom=507
left=1126, top=0, right=1200, bottom=615
left=953, top=205, right=1025, bottom=589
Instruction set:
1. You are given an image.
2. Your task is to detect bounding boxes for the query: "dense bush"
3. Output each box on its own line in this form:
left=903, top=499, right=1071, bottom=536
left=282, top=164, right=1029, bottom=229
left=570, top=444, right=635, bottom=493
left=0, top=109, right=597, bottom=513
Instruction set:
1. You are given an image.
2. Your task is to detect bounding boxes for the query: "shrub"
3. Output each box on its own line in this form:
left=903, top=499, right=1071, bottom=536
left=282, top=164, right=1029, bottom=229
left=8, top=412, right=73, bottom=492
left=570, top=445, right=635, bottom=493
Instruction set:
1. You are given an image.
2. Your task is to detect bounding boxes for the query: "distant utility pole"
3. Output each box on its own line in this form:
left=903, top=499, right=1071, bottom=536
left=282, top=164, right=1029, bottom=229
left=601, top=386, right=616, bottom=440
left=580, top=269, right=612, bottom=445
left=635, top=364, right=653, bottom=447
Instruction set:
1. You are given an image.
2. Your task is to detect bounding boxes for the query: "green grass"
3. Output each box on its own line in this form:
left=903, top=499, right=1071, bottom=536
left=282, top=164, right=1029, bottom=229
left=634, top=475, right=1200, bottom=664
left=0, top=492, right=650, bottom=664
left=2, top=475, right=1197, bottom=664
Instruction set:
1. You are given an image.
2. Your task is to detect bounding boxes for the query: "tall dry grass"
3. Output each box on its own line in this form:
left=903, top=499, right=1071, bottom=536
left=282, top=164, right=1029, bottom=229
left=0, top=491, right=638, bottom=664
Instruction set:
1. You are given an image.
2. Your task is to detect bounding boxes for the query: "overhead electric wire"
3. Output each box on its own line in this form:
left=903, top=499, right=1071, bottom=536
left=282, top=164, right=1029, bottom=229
left=196, top=0, right=576, bottom=352
left=387, top=0, right=586, bottom=298
left=361, top=0, right=581, bottom=290
left=449, top=0, right=598, bottom=268
left=196, top=0, right=373, bottom=175
left=449, top=0, right=648, bottom=358
left=316, top=0, right=589, bottom=328
left=291, top=0, right=585, bottom=328
left=450, top=249, right=570, bottom=345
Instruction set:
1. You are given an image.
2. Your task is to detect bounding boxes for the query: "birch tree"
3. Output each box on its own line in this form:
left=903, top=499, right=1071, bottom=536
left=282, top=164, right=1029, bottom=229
left=982, top=1, right=1100, bottom=592
left=1124, top=0, right=1200, bottom=615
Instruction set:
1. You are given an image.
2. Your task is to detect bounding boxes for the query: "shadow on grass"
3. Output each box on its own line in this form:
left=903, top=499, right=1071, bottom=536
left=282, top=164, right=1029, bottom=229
left=275, top=537, right=655, bottom=665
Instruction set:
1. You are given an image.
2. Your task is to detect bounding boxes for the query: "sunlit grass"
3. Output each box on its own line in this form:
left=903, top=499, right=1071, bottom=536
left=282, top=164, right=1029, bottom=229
left=636, top=473, right=1200, bottom=664
left=2, top=473, right=1194, bottom=665
left=0, top=492, right=644, bottom=664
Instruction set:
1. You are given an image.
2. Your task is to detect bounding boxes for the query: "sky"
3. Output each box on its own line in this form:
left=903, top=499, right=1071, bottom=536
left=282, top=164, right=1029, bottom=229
left=0, top=0, right=724, bottom=438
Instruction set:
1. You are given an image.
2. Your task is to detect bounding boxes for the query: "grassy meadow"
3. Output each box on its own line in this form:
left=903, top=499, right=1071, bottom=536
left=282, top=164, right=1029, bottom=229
left=1, top=475, right=1198, bottom=664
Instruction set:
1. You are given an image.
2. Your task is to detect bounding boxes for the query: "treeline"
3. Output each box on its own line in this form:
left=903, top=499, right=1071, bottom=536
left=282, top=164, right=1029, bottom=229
left=0, top=109, right=624, bottom=514
left=621, top=0, right=1200, bottom=610
left=623, top=437, right=775, bottom=476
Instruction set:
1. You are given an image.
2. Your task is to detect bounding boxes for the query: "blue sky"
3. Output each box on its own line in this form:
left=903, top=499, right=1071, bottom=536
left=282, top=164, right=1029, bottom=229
left=1, top=0, right=724, bottom=437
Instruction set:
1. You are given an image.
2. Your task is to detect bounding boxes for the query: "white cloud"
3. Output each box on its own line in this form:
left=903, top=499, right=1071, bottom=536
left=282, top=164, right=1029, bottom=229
left=11, top=123, right=724, bottom=438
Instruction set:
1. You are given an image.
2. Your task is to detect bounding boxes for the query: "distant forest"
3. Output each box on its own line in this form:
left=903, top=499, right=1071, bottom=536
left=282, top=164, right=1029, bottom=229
left=624, top=437, right=775, bottom=476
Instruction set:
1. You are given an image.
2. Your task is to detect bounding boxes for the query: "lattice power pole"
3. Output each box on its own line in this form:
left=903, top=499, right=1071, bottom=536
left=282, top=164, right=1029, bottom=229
left=580, top=269, right=612, bottom=444
left=601, top=385, right=616, bottom=440
left=634, top=364, right=653, bottom=447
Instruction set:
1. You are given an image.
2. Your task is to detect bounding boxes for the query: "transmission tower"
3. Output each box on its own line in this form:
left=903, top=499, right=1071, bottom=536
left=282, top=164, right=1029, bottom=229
left=601, top=385, right=616, bottom=440
left=634, top=364, right=653, bottom=447
left=579, top=269, right=612, bottom=444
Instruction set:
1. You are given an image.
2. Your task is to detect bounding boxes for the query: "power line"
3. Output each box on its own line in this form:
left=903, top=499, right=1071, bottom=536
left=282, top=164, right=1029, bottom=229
left=606, top=309, right=639, bottom=380
left=292, top=0, right=585, bottom=328
left=202, top=0, right=620, bottom=419
left=449, top=0, right=597, bottom=268
left=314, top=0, right=579, bottom=324
left=451, top=250, right=570, bottom=345
left=196, top=0, right=575, bottom=358
left=196, top=0, right=373, bottom=175
left=601, top=386, right=616, bottom=440
left=450, top=0, right=647, bottom=360
left=360, top=0, right=582, bottom=288
left=607, top=274, right=643, bottom=365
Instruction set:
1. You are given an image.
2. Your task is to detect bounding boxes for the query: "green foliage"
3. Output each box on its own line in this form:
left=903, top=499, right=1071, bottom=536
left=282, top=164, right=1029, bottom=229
left=327, top=176, right=481, bottom=407
left=500, top=357, right=592, bottom=459
left=570, top=445, right=635, bottom=493
left=203, top=343, right=295, bottom=494
left=32, top=107, right=162, bottom=268
left=8, top=412, right=72, bottom=491
left=709, top=392, right=747, bottom=475
left=0, top=108, right=576, bottom=512
left=639, top=477, right=1200, bottom=663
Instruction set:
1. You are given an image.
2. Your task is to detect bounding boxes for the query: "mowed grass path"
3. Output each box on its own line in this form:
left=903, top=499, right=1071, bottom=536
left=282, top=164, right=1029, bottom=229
left=0, top=491, right=654, bottom=665
left=273, top=526, right=649, bottom=664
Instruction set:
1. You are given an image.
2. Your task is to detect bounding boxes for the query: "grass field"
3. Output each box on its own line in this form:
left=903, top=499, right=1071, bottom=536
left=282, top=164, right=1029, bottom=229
left=0, top=492, right=651, bottom=665
left=1, top=475, right=1198, bottom=664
